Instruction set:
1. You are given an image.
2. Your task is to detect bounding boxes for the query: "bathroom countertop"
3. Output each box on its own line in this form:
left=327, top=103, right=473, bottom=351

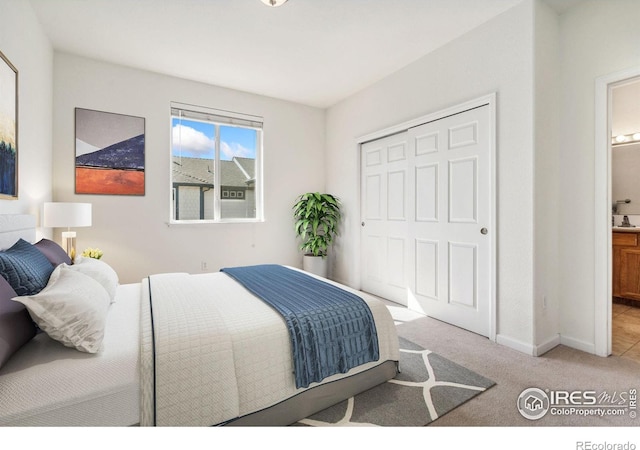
left=613, top=227, right=640, bottom=232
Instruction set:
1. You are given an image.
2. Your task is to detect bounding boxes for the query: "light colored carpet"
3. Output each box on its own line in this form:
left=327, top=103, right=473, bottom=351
left=387, top=303, right=640, bottom=427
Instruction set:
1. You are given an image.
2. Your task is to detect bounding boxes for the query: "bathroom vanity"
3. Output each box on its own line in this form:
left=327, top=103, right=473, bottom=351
left=612, top=228, right=640, bottom=304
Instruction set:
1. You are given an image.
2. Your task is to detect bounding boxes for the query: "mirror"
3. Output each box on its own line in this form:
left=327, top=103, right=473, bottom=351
left=612, top=78, right=640, bottom=214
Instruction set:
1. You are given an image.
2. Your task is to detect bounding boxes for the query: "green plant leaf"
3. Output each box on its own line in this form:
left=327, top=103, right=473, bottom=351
left=293, top=192, right=341, bottom=257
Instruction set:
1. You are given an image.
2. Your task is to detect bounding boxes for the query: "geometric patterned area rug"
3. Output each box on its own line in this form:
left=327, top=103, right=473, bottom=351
left=296, top=338, right=495, bottom=426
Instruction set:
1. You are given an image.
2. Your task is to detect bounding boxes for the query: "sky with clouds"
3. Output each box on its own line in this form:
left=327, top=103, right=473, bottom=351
left=172, top=118, right=256, bottom=161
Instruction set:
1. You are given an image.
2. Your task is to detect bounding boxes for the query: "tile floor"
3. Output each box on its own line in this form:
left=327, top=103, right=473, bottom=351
left=612, top=302, right=640, bottom=363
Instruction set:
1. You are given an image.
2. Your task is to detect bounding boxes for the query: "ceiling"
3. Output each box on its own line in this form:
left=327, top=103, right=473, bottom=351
left=29, top=0, right=582, bottom=108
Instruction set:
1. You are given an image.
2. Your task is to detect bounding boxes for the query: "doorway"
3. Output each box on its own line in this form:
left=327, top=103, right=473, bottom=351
left=595, top=66, right=640, bottom=358
left=610, top=77, right=640, bottom=363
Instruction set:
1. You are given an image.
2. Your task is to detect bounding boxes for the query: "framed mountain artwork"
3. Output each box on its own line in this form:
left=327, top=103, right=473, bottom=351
left=0, top=50, right=18, bottom=200
left=75, top=108, right=145, bottom=195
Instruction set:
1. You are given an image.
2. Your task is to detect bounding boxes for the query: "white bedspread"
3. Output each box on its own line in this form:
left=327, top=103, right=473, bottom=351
left=140, top=269, right=399, bottom=426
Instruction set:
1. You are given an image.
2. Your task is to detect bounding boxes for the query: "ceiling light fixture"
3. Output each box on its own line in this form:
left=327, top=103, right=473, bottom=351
left=260, top=0, right=288, bottom=7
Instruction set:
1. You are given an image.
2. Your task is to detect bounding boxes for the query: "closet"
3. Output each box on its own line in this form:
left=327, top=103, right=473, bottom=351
left=359, top=99, right=495, bottom=337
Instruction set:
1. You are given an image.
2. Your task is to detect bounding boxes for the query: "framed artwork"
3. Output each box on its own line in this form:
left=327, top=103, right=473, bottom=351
left=75, top=107, right=145, bottom=195
left=0, top=50, right=18, bottom=200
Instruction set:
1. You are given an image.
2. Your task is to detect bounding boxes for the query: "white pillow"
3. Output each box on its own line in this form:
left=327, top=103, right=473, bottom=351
left=67, top=256, right=119, bottom=303
left=12, top=265, right=111, bottom=353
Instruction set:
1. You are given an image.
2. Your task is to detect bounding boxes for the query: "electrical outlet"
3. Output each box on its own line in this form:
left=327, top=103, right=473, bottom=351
left=201, top=261, right=208, bottom=271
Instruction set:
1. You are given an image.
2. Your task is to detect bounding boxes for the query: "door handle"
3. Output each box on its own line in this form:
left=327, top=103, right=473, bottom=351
left=480, top=227, right=488, bottom=235
left=361, top=222, right=366, bottom=227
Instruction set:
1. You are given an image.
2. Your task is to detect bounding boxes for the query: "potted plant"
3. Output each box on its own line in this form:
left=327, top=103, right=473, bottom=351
left=293, top=192, right=341, bottom=277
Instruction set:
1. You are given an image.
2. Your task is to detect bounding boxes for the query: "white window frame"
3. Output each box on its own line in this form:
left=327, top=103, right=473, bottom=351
left=169, top=102, right=264, bottom=225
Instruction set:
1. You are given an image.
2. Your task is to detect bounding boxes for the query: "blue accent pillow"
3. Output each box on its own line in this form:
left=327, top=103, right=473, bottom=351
left=0, top=239, right=55, bottom=296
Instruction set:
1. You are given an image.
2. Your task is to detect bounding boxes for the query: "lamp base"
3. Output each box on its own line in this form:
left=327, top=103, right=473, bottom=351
left=61, top=231, right=77, bottom=263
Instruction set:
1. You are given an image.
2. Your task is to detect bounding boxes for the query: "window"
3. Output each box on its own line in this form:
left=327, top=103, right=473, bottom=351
left=170, top=103, right=263, bottom=223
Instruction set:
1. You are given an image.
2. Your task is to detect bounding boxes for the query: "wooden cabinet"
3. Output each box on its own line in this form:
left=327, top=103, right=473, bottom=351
left=613, top=231, right=640, bottom=303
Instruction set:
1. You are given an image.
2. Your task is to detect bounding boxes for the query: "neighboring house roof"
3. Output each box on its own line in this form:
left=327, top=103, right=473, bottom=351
left=172, top=156, right=254, bottom=187
left=234, top=157, right=256, bottom=180
left=172, top=156, right=213, bottom=185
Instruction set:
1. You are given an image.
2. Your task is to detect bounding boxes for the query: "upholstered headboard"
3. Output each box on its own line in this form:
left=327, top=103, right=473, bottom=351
left=0, top=215, right=36, bottom=250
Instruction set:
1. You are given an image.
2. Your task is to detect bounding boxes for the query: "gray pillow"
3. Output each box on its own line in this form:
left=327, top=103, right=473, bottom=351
left=34, top=238, right=72, bottom=267
left=0, top=275, right=37, bottom=369
left=0, top=239, right=55, bottom=296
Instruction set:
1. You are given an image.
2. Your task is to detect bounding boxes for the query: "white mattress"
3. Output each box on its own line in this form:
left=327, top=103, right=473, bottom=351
left=0, top=283, right=141, bottom=426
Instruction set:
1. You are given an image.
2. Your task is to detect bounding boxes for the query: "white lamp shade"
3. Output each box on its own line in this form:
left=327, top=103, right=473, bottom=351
left=43, top=202, right=92, bottom=228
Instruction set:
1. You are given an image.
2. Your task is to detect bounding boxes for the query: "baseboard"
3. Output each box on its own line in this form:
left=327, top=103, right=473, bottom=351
left=498, top=333, right=595, bottom=357
left=534, top=334, right=561, bottom=356
left=495, top=334, right=536, bottom=356
left=496, top=333, right=563, bottom=357
left=559, top=334, right=596, bottom=355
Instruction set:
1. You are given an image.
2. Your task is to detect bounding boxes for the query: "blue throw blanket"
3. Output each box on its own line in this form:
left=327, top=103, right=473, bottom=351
left=221, top=265, right=380, bottom=388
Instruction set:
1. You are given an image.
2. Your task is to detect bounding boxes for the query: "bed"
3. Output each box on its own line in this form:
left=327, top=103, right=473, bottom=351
left=0, top=214, right=399, bottom=426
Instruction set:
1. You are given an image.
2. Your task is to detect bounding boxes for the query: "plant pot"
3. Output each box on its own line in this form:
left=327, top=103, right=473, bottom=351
left=303, top=254, right=327, bottom=278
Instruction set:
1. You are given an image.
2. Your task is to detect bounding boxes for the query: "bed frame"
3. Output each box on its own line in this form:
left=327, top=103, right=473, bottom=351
left=225, top=360, right=397, bottom=425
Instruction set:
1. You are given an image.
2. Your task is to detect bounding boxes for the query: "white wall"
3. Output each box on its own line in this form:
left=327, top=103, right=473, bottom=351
left=52, top=53, right=325, bottom=283
left=558, top=0, right=640, bottom=350
left=533, top=0, right=561, bottom=353
left=325, top=1, right=536, bottom=349
left=0, top=0, right=53, bottom=236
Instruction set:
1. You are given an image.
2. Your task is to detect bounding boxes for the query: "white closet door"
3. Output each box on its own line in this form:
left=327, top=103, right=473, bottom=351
left=361, top=104, right=493, bottom=337
left=360, top=132, right=410, bottom=305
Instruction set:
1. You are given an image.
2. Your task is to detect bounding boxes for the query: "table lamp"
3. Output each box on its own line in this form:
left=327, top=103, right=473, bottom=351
left=43, top=202, right=92, bottom=262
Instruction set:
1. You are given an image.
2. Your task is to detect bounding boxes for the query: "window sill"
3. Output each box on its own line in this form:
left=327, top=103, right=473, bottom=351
left=167, top=218, right=265, bottom=226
